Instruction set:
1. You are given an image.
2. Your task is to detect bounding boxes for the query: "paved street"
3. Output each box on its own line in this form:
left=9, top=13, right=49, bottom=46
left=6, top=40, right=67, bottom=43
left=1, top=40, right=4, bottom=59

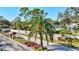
left=0, top=34, right=32, bottom=51
left=47, top=45, right=78, bottom=51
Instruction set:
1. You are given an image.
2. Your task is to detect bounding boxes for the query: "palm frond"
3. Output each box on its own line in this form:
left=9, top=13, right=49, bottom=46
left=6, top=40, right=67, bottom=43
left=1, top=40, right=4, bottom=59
left=28, top=30, right=35, bottom=41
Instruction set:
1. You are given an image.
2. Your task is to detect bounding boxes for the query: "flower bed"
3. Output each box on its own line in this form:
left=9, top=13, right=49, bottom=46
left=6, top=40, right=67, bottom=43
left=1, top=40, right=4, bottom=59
left=24, top=41, right=48, bottom=51
left=14, top=37, right=48, bottom=51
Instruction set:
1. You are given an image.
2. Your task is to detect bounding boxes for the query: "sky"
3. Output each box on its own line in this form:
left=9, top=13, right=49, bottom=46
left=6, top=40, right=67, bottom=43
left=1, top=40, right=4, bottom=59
left=0, top=7, right=66, bottom=21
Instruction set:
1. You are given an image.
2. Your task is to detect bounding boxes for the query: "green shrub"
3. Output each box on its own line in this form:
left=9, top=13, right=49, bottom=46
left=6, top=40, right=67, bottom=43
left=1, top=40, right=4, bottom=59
left=59, top=29, right=72, bottom=35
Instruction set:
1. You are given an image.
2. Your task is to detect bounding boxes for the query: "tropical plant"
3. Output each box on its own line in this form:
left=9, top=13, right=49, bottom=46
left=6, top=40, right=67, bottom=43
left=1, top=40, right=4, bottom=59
left=19, top=7, right=29, bottom=20
left=19, top=7, right=31, bottom=30
left=27, top=8, right=55, bottom=50
left=12, top=17, right=22, bottom=30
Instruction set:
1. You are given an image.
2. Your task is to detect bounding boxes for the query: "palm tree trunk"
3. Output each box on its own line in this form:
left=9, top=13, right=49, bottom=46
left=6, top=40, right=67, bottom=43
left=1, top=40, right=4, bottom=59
left=35, top=32, right=37, bottom=42
left=49, top=34, right=53, bottom=42
left=45, top=33, right=49, bottom=46
left=51, top=34, right=54, bottom=42
left=39, top=32, right=43, bottom=50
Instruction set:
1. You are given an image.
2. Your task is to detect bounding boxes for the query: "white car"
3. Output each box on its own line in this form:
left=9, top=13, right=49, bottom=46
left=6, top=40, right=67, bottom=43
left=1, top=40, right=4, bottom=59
left=2, top=28, right=10, bottom=33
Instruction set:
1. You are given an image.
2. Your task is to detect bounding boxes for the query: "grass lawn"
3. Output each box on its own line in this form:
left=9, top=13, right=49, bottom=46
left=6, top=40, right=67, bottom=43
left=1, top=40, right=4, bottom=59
left=72, top=42, right=79, bottom=48
left=56, top=40, right=79, bottom=48
left=14, top=37, right=28, bottom=44
left=0, top=31, right=5, bottom=34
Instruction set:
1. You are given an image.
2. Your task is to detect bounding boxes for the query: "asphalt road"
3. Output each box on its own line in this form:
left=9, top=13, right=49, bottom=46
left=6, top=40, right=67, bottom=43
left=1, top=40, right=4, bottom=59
left=0, top=34, right=32, bottom=51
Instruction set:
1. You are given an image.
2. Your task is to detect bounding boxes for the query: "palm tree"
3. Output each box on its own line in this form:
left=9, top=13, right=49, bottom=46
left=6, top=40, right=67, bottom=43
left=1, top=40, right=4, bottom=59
left=28, top=8, right=55, bottom=50
left=19, top=7, right=29, bottom=20
left=12, top=17, right=22, bottom=30
left=19, top=7, right=31, bottom=31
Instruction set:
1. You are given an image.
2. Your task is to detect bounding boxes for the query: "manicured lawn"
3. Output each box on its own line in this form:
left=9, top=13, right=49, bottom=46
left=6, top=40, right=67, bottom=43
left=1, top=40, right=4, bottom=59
left=72, top=42, right=79, bottom=48
left=56, top=40, right=79, bottom=48
left=14, top=37, right=28, bottom=44
left=0, top=31, right=5, bottom=34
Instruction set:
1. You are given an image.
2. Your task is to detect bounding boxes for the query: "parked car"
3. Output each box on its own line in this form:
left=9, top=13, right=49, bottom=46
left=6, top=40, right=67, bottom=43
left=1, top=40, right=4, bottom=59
left=1, top=28, right=10, bottom=33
